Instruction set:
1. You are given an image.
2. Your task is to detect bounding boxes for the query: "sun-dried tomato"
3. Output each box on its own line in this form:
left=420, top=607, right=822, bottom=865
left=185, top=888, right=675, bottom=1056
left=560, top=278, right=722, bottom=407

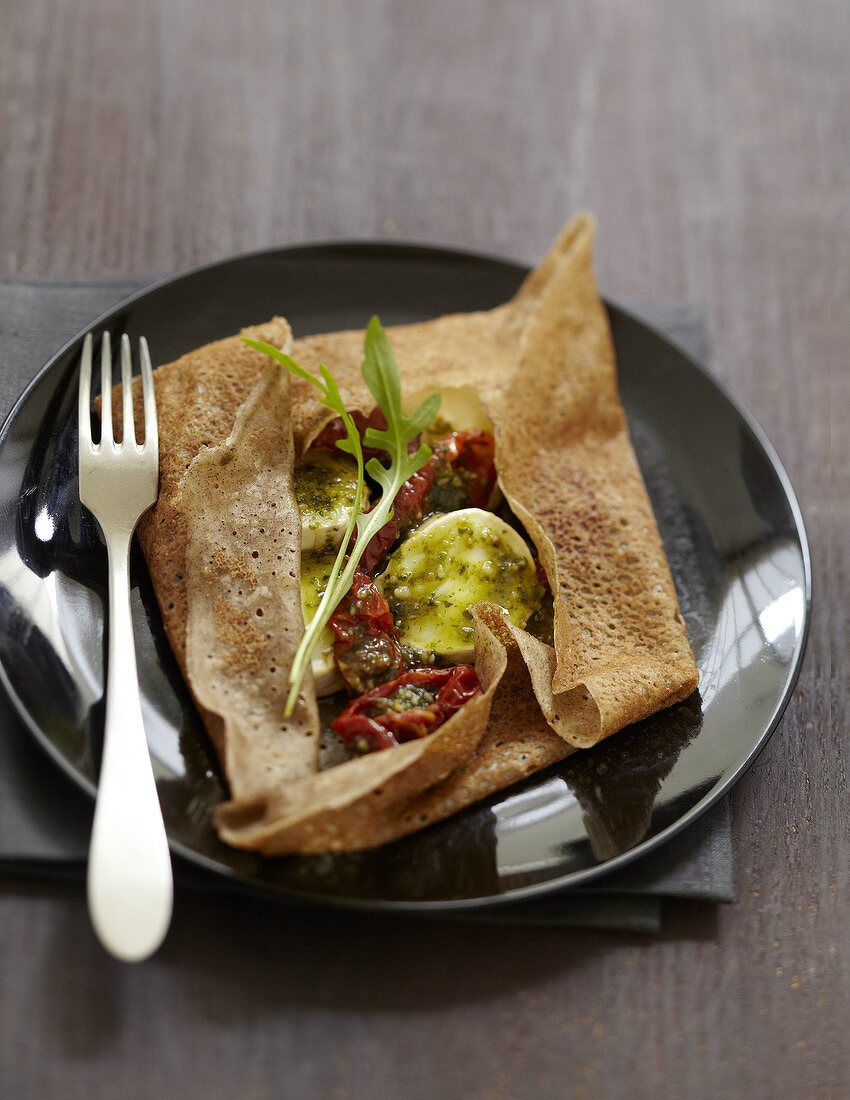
left=427, top=430, right=497, bottom=510
left=328, top=570, right=409, bottom=694
left=332, top=665, right=482, bottom=752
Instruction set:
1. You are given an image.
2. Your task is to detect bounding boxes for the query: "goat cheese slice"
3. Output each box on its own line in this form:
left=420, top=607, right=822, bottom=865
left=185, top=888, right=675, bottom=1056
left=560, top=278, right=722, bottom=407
left=378, top=507, right=543, bottom=663
left=295, top=453, right=364, bottom=552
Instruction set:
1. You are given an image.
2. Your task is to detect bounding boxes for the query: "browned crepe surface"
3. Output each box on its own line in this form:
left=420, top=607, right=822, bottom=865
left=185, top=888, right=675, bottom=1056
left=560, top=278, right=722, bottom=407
left=135, top=316, right=294, bottom=677
left=131, top=213, right=697, bottom=853
left=494, top=217, right=698, bottom=746
left=180, top=364, right=319, bottom=795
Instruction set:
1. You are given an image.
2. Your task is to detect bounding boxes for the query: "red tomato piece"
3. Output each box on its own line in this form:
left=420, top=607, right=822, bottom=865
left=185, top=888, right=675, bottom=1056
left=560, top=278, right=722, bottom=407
left=332, top=665, right=482, bottom=752
left=329, top=570, right=408, bottom=695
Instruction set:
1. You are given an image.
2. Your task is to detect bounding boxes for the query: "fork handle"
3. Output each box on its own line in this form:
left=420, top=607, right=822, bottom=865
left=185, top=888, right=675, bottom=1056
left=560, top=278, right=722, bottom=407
left=87, top=529, right=173, bottom=962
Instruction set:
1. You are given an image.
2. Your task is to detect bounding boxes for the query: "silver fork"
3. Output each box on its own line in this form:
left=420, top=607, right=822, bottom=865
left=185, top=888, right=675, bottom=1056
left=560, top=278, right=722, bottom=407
left=78, top=332, right=173, bottom=962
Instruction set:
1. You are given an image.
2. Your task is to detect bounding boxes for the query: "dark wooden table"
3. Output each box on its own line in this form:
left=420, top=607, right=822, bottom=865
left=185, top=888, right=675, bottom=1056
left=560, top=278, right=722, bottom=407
left=2, top=1, right=846, bottom=1095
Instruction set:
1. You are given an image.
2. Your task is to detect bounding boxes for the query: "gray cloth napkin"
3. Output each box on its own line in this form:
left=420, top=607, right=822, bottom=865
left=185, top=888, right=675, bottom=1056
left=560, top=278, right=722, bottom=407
left=0, top=276, right=734, bottom=933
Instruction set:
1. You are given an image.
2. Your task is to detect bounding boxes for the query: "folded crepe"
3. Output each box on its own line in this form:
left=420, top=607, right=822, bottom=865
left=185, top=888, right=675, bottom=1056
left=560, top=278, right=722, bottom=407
left=129, top=213, right=698, bottom=853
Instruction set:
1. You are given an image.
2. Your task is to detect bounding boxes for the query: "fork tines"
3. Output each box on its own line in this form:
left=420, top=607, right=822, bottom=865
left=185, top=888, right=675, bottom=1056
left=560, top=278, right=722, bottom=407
left=78, top=332, right=158, bottom=453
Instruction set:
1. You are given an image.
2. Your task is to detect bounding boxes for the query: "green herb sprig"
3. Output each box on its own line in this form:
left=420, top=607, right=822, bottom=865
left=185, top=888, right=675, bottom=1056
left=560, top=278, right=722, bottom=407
left=241, top=317, right=440, bottom=716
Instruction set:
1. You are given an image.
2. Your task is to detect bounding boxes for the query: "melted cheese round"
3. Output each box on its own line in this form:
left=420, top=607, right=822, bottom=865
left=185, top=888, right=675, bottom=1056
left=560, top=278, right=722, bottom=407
left=378, top=507, right=543, bottom=662
left=295, top=453, right=363, bottom=552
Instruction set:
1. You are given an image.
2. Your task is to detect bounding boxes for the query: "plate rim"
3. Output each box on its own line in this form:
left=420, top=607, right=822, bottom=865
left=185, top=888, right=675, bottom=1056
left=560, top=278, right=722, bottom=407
left=0, top=239, right=813, bottom=910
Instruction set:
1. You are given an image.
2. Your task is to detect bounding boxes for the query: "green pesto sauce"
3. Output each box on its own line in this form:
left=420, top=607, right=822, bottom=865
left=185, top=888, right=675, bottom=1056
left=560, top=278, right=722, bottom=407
left=421, top=413, right=454, bottom=444
left=294, top=454, right=359, bottom=531
left=370, top=684, right=436, bottom=715
left=425, top=467, right=473, bottom=515
left=300, top=546, right=336, bottom=620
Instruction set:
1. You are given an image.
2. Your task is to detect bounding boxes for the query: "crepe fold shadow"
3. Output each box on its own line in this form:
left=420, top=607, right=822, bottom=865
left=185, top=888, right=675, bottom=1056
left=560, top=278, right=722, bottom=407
left=128, top=213, right=698, bottom=854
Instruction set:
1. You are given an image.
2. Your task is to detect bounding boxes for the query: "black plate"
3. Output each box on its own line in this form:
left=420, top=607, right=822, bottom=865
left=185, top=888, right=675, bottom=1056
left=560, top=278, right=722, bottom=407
left=0, top=243, right=811, bottom=910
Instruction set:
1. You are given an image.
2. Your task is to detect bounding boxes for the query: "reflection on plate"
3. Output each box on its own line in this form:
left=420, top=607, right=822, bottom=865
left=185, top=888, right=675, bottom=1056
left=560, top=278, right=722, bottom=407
left=0, top=243, right=810, bottom=909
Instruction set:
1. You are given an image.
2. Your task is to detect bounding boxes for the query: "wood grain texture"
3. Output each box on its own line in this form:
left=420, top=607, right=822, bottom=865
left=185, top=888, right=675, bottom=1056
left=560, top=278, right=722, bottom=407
left=1, top=0, right=847, bottom=1096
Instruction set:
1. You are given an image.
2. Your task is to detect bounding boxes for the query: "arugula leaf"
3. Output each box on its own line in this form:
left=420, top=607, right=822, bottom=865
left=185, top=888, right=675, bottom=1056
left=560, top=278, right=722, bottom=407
left=360, top=315, right=441, bottom=498
left=241, top=320, right=440, bottom=717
